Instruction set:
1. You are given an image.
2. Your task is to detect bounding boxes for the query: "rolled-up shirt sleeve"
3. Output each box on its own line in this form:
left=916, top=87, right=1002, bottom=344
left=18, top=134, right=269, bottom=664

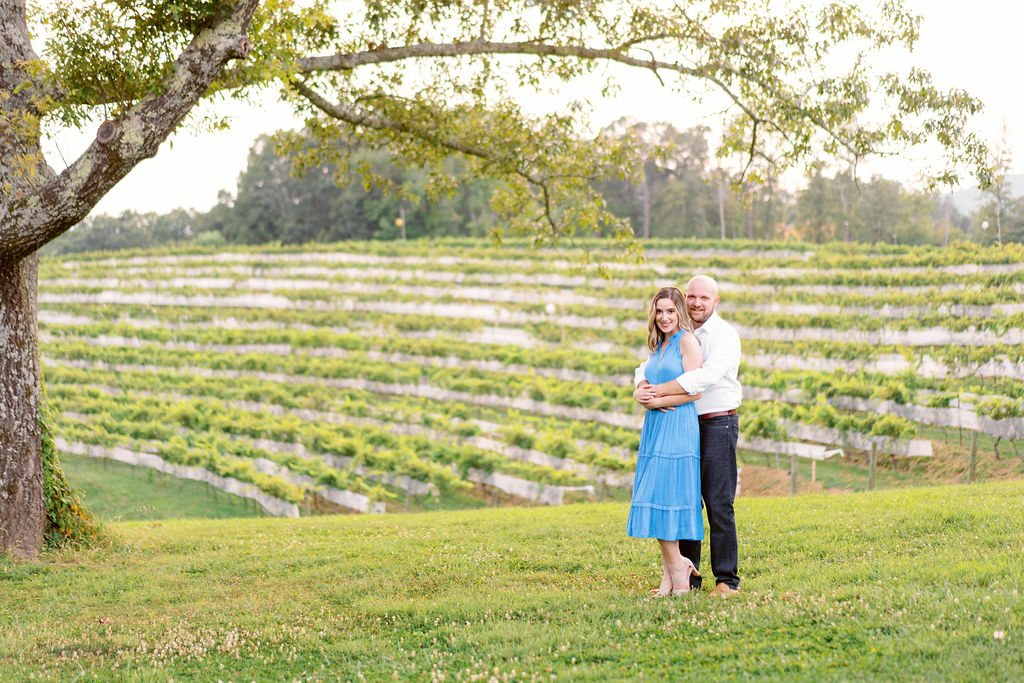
left=675, top=324, right=740, bottom=394
left=633, top=360, right=649, bottom=386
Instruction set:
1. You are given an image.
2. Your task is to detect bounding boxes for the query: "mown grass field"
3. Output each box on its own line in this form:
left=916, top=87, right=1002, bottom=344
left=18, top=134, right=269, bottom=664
left=3, top=481, right=1022, bottom=681
left=57, top=453, right=264, bottom=521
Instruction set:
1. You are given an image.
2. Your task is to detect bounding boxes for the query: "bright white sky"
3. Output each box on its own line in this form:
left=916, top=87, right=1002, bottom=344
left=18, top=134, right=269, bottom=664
left=44, top=0, right=1022, bottom=217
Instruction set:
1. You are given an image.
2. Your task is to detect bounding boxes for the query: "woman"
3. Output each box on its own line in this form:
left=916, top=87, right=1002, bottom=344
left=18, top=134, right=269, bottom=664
left=628, top=286, right=703, bottom=596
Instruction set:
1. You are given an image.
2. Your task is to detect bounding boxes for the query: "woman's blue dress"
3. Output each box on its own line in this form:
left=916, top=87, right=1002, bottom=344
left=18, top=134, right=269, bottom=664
left=627, top=329, right=703, bottom=541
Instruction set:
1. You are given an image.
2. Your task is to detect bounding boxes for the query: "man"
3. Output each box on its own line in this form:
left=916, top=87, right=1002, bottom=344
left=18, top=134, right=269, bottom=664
left=633, top=274, right=742, bottom=596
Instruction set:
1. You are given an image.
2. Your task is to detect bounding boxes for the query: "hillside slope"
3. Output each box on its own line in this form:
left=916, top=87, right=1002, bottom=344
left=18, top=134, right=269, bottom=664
left=39, top=239, right=1024, bottom=516
left=2, top=482, right=1022, bottom=680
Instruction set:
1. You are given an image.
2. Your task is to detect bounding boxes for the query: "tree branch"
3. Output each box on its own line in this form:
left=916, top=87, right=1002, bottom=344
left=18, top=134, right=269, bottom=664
left=291, top=79, right=542, bottom=184
left=289, top=78, right=586, bottom=240
left=294, top=38, right=701, bottom=79
left=293, top=38, right=862, bottom=160
left=0, top=0, right=260, bottom=264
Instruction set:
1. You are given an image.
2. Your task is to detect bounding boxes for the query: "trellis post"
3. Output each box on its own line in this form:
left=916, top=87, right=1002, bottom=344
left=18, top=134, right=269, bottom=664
left=868, top=443, right=877, bottom=491
left=968, top=431, right=978, bottom=484
left=789, top=452, right=798, bottom=496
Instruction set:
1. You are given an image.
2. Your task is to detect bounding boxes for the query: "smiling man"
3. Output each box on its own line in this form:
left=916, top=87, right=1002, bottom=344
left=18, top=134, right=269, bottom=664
left=633, top=274, right=743, bottom=596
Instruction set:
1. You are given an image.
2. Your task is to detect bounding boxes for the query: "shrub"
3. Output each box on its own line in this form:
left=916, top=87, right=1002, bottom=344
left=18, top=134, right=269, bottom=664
left=40, top=393, right=103, bottom=549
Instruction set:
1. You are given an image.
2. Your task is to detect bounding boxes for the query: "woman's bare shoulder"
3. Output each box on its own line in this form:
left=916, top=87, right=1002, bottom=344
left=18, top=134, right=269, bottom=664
left=680, top=331, right=701, bottom=353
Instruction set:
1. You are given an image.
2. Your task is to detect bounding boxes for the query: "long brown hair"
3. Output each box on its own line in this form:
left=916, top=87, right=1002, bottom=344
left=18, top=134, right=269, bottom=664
left=646, top=286, right=692, bottom=352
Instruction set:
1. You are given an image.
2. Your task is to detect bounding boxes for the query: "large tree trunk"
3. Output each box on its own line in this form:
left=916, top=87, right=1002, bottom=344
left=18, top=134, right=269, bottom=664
left=0, top=0, right=259, bottom=559
left=0, top=254, right=43, bottom=560
left=1, top=1, right=44, bottom=559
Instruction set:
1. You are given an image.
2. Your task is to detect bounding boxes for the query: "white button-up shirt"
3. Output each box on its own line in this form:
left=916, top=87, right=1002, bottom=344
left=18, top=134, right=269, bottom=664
left=634, top=312, right=742, bottom=416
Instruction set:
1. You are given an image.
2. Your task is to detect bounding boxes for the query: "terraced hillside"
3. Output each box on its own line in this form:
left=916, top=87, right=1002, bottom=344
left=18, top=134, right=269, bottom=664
left=39, top=239, right=1024, bottom=515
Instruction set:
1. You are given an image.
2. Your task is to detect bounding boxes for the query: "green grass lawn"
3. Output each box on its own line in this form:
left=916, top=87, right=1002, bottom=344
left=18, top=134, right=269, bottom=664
left=56, top=452, right=511, bottom=518
left=57, top=453, right=264, bottom=521
left=3, top=482, right=1022, bottom=681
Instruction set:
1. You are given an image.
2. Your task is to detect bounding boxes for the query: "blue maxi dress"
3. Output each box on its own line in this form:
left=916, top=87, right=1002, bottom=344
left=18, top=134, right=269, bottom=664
left=626, top=329, right=703, bottom=541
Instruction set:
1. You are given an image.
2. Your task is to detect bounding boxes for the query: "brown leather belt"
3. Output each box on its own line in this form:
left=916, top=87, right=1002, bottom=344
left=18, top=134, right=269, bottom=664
left=698, top=409, right=737, bottom=421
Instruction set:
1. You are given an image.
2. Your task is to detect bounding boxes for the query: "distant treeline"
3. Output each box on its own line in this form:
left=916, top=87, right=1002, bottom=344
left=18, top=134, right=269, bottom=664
left=46, top=121, right=1022, bottom=255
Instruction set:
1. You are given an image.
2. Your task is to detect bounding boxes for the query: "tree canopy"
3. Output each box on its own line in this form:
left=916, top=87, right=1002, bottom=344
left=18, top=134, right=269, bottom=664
left=14, top=0, right=989, bottom=259
left=50, top=122, right=988, bottom=254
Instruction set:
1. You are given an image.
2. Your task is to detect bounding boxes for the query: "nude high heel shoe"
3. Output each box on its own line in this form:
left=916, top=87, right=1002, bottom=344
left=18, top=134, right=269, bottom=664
left=670, top=557, right=701, bottom=596
left=650, top=570, right=673, bottom=598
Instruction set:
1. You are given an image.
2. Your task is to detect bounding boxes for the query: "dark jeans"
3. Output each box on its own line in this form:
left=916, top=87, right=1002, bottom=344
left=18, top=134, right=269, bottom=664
left=679, top=413, right=739, bottom=590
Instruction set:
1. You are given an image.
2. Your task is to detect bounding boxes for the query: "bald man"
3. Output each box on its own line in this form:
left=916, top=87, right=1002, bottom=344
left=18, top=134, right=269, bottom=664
left=633, top=275, right=742, bottom=596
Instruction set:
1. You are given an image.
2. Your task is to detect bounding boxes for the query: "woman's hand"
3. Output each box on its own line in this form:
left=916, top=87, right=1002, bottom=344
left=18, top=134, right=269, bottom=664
left=644, top=395, right=677, bottom=412
left=634, top=382, right=657, bottom=405
left=646, top=393, right=703, bottom=412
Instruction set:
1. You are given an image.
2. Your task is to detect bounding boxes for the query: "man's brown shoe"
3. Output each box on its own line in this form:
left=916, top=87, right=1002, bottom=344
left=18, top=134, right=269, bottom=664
left=710, top=583, right=739, bottom=597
